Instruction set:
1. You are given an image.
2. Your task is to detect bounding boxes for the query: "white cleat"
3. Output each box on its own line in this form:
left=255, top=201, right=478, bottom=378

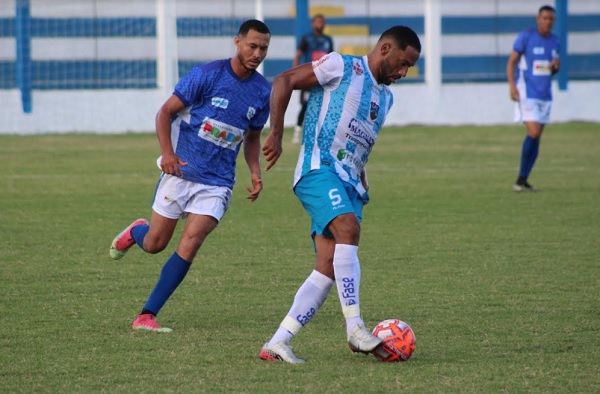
left=259, top=340, right=306, bottom=364
left=347, top=324, right=383, bottom=354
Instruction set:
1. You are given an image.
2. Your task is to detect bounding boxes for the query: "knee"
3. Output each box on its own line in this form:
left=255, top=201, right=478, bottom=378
left=329, top=214, right=361, bottom=244
left=143, top=243, right=167, bottom=254
left=142, top=236, right=169, bottom=254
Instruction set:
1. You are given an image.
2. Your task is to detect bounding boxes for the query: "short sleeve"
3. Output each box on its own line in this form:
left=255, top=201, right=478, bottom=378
left=173, top=66, right=208, bottom=107
left=312, top=52, right=344, bottom=88
left=512, top=31, right=528, bottom=54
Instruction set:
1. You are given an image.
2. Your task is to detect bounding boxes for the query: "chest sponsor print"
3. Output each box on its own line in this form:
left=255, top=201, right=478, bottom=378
left=198, top=117, right=244, bottom=150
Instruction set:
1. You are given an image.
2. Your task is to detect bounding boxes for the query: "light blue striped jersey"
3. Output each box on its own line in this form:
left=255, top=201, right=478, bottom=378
left=294, top=52, right=394, bottom=197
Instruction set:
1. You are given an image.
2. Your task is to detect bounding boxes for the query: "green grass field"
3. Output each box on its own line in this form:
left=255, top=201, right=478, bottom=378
left=1, top=123, right=598, bottom=393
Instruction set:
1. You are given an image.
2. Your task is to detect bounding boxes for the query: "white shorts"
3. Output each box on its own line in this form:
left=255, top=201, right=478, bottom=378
left=514, top=98, right=552, bottom=124
left=152, top=174, right=232, bottom=221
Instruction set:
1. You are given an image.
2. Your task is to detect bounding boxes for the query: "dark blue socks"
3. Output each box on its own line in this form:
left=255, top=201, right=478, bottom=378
left=143, top=252, right=191, bottom=316
left=519, top=135, right=540, bottom=179
left=131, top=224, right=149, bottom=250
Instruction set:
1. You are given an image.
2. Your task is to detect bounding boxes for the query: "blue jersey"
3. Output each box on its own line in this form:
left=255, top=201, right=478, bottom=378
left=513, top=28, right=560, bottom=101
left=294, top=52, right=394, bottom=197
left=298, top=32, right=334, bottom=64
left=168, top=59, right=270, bottom=188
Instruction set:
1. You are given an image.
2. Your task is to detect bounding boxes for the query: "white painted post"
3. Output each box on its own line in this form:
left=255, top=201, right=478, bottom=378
left=424, top=0, right=442, bottom=88
left=255, top=0, right=265, bottom=75
left=156, top=0, right=179, bottom=95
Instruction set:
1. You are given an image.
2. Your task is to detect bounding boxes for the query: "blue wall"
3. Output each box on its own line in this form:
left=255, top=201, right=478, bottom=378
left=1, top=14, right=599, bottom=89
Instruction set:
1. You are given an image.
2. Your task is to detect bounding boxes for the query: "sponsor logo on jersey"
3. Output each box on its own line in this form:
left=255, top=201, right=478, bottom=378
left=353, top=62, right=364, bottom=76
left=347, top=118, right=375, bottom=151
left=198, top=117, right=244, bottom=150
left=533, top=46, right=545, bottom=55
left=532, top=60, right=552, bottom=76
left=338, top=149, right=364, bottom=173
left=211, top=97, right=229, bottom=109
left=370, top=101, right=379, bottom=120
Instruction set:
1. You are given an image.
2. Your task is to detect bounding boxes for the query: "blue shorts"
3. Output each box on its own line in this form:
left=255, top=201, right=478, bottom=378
left=294, top=168, right=368, bottom=238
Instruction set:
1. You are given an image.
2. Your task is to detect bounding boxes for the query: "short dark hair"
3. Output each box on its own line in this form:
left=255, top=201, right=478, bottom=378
left=538, top=5, right=556, bottom=14
left=238, top=19, right=270, bottom=36
left=379, top=25, right=421, bottom=53
left=312, top=14, right=325, bottom=22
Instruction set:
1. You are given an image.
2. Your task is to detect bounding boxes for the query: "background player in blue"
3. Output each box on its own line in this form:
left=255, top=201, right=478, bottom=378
left=260, top=26, right=421, bottom=363
left=507, top=5, right=560, bottom=192
left=291, top=14, right=334, bottom=144
left=108, top=19, right=271, bottom=332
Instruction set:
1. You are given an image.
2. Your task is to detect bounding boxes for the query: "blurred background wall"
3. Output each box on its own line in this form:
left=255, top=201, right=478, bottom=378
left=1, top=0, right=599, bottom=134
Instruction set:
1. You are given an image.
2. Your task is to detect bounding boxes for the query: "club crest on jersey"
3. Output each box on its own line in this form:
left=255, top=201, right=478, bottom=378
left=211, top=97, right=229, bottom=109
left=370, top=102, right=380, bottom=120
left=247, top=106, right=256, bottom=120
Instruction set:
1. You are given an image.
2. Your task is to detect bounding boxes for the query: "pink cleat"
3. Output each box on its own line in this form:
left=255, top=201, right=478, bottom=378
left=132, top=314, right=173, bottom=333
left=109, top=218, right=148, bottom=260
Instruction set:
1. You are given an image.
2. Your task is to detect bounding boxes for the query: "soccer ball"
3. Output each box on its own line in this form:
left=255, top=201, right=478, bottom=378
left=371, top=319, right=416, bottom=362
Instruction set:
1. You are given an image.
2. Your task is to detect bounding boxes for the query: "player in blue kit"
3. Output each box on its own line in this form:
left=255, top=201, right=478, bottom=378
left=108, top=19, right=271, bottom=332
left=260, top=26, right=421, bottom=363
left=291, top=14, right=334, bottom=144
left=507, top=5, right=560, bottom=192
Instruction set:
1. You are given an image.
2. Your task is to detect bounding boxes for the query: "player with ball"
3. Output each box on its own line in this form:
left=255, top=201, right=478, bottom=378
left=260, top=25, right=422, bottom=364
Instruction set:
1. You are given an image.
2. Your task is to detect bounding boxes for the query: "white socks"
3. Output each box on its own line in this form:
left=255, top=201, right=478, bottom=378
left=333, top=244, right=365, bottom=334
left=267, top=244, right=364, bottom=346
left=268, top=270, right=333, bottom=346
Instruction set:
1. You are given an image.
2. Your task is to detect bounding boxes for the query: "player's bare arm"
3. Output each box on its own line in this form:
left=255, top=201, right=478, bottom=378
left=506, top=51, right=521, bottom=101
left=244, top=128, right=263, bottom=202
left=155, top=94, right=188, bottom=176
left=551, top=57, right=560, bottom=75
left=262, top=63, right=320, bottom=170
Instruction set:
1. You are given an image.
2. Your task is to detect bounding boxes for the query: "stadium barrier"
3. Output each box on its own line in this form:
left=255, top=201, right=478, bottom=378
left=1, top=0, right=599, bottom=133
